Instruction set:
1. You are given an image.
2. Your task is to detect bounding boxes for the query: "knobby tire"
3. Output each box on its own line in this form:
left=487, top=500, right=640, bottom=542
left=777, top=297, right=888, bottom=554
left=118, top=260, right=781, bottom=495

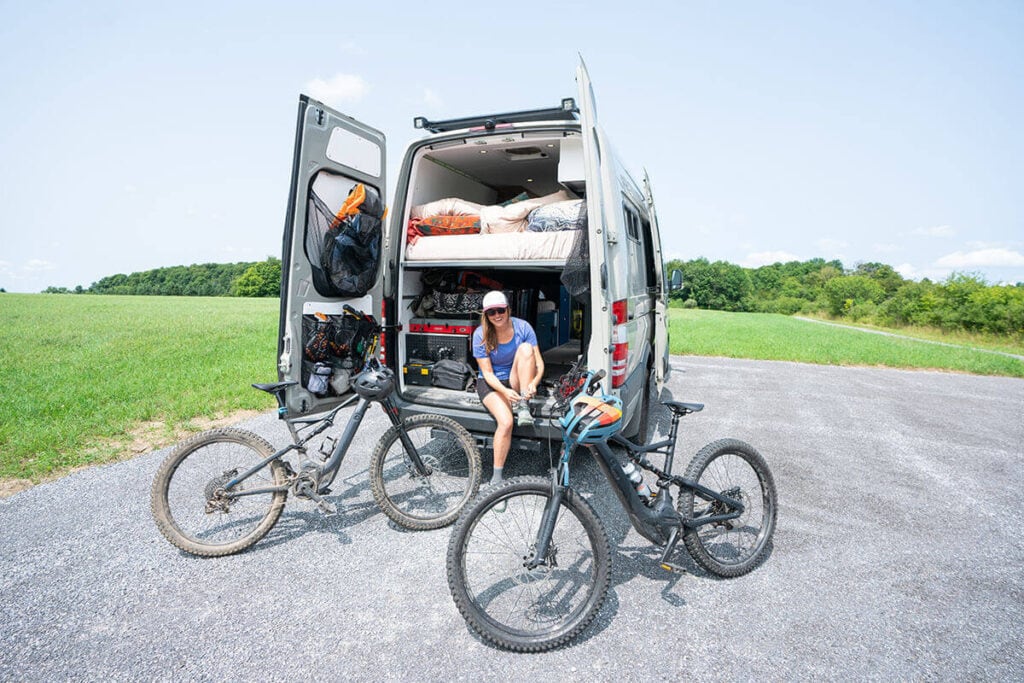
left=679, top=438, right=777, bottom=577
left=151, top=427, right=287, bottom=557
left=369, top=414, right=481, bottom=530
left=446, top=476, right=611, bottom=652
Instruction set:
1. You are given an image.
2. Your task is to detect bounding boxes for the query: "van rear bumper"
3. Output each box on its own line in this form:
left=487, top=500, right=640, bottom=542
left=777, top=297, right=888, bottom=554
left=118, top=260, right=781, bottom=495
left=397, top=401, right=563, bottom=445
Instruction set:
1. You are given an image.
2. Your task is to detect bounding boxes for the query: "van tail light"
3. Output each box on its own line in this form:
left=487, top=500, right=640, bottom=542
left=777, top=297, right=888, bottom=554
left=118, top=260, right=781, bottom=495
left=611, top=299, right=628, bottom=388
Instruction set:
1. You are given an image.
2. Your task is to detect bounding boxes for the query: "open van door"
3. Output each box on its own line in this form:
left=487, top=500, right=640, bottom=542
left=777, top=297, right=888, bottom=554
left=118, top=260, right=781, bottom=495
left=278, top=96, right=386, bottom=415
left=576, top=58, right=613, bottom=379
left=643, top=170, right=669, bottom=392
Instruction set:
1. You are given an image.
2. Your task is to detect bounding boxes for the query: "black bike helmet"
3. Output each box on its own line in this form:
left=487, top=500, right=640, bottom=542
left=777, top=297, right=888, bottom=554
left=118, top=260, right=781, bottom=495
left=351, top=366, right=394, bottom=400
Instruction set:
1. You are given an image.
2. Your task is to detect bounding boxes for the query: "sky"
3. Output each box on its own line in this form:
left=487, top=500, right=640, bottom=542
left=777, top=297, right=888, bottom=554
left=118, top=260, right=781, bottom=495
left=1, top=0, right=1022, bottom=293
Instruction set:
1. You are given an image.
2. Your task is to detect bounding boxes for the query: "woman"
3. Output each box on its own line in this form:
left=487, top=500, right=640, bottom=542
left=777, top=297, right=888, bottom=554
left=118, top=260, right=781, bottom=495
left=472, top=290, right=545, bottom=486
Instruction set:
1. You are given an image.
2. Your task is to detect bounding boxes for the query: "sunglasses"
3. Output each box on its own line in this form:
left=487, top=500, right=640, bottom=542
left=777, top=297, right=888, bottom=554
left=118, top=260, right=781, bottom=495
left=485, top=307, right=508, bottom=317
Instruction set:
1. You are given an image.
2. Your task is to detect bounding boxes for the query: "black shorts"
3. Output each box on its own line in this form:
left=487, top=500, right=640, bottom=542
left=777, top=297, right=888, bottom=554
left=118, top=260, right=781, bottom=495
left=476, top=377, right=511, bottom=402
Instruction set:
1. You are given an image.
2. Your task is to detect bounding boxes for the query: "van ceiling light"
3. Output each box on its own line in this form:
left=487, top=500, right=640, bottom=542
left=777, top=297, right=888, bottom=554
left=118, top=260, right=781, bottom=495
left=527, top=178, right=534, bottom=182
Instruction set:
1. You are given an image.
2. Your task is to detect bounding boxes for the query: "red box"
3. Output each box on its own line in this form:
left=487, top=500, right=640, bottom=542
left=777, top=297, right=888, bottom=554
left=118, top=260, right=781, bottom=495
left=410, top=318, right=476, bottom=335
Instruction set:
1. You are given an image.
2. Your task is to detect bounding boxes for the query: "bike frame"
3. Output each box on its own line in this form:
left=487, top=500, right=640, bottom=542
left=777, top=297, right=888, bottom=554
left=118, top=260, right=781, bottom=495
left=528, top=402, right=746, bottom=568
left=222, top=390, right=429, bottom=498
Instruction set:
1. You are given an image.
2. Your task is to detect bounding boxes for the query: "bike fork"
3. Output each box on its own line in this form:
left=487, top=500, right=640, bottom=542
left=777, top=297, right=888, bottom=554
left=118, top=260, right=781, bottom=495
left=526, top=472, right=566, bottom=570
left=382, top=398, right=432, bottom=477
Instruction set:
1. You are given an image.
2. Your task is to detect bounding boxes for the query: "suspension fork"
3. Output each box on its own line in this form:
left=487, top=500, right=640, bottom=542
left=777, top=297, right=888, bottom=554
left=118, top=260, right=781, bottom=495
left=526, top=468, right=567, bottom=570
left=380, top=396, right=432, bottom=476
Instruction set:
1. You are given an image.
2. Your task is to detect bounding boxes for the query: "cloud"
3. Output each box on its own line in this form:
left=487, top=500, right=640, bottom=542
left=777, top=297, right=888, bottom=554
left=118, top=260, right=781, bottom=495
left=817, top=238, right=847, bottom=253
left=24, top=259, right=56, bottom=271
left=895, top=263, right=951, bottom=281
left=911, top=225, right=955, bottom=238
left=420, top=87, right=443, bottom=109
left=305, top=74, right=368, bottom=106
left=873, top=243, right=900, bottom=254
left=740, top=251, right=801, bottom=268
left=935, top=248, right=1024, bottom=268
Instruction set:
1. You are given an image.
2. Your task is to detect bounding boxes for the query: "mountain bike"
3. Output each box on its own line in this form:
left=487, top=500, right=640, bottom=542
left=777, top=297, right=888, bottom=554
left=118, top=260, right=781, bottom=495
left=446, top=369, right=777, bottom=651
left=151, top=314, right=481, bottom=557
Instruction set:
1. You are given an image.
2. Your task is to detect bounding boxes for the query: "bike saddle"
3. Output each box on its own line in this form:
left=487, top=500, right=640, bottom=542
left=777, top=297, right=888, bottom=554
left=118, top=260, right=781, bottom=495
left=662, top=400, right=704, bottom=416
left=251, top=380, right=298, bottom=394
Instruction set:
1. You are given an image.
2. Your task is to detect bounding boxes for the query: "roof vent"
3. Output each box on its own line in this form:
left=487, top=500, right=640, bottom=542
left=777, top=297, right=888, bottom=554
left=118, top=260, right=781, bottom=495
left=505, top=146, right=548, bottom=161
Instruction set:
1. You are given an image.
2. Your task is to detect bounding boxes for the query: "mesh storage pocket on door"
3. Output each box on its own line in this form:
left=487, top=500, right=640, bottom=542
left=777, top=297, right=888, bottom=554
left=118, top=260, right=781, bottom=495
left=304, top=184, right=384, bottom=298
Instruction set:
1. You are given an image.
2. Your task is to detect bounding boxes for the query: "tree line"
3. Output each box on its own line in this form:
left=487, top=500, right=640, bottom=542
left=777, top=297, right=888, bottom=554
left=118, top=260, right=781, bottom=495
left=42, top=258, right=282, bottom=297
left=665, top=257, right=1024, bottom=338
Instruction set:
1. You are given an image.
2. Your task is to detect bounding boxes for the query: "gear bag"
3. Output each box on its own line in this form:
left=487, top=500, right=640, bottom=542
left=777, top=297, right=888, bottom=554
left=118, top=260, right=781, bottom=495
left=305, top=183, right=385, bottom=298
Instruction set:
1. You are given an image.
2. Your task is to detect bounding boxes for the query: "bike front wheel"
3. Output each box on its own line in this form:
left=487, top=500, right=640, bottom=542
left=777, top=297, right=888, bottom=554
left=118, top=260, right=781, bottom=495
left=679, top=438, right=777, bottom=577
left=151, top=428, right=287, bottom=557
left=446, top=476, right=611, bottom=652
left=369, top=414, right=481, bottom=530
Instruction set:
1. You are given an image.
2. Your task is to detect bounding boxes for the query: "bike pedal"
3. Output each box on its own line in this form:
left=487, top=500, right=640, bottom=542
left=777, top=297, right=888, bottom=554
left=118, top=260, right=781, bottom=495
left=316, top=500, right=338, bottom=516
left=659, top=561, right=685, bottom=573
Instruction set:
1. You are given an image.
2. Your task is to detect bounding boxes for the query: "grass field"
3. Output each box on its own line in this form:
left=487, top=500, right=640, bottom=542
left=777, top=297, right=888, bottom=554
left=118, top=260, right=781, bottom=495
left=668, top=308, right=1024, bottom=377
left=0, top=294, right=279, bottom=481
left=2, top=295, right=1022, bottom=484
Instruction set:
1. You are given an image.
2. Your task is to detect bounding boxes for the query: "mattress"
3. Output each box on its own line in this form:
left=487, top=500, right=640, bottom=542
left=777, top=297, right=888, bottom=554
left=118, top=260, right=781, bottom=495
left=405, top=230, right=578, bottom=263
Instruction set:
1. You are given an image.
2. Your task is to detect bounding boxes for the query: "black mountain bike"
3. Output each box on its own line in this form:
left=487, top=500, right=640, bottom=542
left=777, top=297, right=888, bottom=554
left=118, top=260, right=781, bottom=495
left=152, top=318, right=481, bottom=557
left=446, top=369, right=777, bottom=651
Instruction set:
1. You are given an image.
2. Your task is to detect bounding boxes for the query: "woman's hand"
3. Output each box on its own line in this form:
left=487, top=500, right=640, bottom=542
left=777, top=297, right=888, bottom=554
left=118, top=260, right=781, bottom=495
left=503, top=387, right=522, bottom=404
left=524, top=381, right=538, bottom=400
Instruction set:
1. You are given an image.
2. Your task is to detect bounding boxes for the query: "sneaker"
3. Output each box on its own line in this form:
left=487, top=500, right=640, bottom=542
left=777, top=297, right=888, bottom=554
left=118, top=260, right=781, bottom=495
left=516, top=400, right=535, bottom=427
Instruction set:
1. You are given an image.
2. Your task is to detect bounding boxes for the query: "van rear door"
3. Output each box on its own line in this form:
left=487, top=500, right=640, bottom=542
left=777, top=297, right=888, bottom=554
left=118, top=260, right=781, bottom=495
left=642, top=170, right=669, bottom=391
left=278, top=96, right=386, bottom=415
left=576, top=58, right=613, bottom=379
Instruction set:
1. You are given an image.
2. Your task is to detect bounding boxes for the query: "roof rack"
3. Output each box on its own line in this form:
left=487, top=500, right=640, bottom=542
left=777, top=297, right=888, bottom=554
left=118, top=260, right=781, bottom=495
left=413, top=98, right=578, bottom=134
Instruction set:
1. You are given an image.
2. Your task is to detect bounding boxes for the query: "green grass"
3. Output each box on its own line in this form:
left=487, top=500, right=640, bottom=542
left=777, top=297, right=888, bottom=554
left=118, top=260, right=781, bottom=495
left=0, top=294, right=279, bottom=480
left=3, top=295, right=1022, bottom=483
left=669, top=308, right=1024, bottom=377
left=795, top=312, right=1024, bottom=356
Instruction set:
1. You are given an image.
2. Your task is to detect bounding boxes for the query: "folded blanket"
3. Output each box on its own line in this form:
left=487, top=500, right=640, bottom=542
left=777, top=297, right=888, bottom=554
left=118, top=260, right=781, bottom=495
left=527, top=199, right=586, bottom=232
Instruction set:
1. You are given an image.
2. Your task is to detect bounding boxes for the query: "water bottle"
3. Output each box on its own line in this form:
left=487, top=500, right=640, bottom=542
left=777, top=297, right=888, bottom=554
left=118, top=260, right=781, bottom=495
left=621, top=461, right=652, bottom=503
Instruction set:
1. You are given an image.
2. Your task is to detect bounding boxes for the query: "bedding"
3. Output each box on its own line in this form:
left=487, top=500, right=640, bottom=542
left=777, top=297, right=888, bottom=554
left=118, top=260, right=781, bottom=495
left=527, top=199, right=585, bottom=232
left=410, top=190, right=571, bottom=235
left=405, top=229, right=578, bottom=262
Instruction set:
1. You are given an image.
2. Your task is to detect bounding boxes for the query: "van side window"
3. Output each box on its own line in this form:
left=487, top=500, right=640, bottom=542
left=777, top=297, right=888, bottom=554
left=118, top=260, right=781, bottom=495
left=623, top=203, right=641, bottom=242
left=622, top=201, right=649, bottom=294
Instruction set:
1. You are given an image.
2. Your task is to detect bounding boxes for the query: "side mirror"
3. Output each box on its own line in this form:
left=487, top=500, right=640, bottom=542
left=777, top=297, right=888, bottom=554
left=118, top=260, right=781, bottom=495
left=669, top=269, right=683, bottom=292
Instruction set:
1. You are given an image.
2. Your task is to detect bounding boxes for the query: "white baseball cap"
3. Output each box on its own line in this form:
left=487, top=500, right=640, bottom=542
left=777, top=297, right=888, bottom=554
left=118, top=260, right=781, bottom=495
left=482, top=290, right=508, bottom=311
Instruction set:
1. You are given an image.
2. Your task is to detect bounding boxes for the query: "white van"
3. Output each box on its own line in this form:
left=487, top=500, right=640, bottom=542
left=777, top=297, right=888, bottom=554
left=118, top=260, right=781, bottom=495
left=277, top=61, right=670, bottom=446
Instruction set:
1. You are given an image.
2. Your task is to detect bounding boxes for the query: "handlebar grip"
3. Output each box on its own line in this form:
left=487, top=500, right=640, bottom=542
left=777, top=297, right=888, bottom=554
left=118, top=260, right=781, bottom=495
left=587, top=370, right=606, bottom=394
left=342, top=304, right=361, bottom=318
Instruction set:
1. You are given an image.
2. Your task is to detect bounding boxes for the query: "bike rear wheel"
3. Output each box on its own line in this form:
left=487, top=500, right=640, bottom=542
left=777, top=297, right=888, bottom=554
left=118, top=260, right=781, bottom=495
left=679, top=438, right=777, bottom=577
left=369, top=414, right=481, bottom=530
left=151, top=428, right=287, bottom=557
left=446, top=476, right=610, bottom=652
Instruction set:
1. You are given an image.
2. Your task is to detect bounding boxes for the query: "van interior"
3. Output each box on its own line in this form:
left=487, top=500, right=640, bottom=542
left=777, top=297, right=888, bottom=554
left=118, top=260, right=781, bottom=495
left=393, top=129, right=592, bottom=416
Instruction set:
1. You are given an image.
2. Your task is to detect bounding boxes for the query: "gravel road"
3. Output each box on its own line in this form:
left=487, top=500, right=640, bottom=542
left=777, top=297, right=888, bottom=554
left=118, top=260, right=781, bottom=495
left=2, top=356, right=1022, bottom=680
